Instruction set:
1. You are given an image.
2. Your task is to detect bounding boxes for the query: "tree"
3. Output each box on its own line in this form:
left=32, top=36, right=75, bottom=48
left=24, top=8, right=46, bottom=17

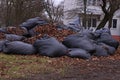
left=96, top=0, right=120, bottom=30
left=83, top=0, right=87, bottom=29
left=43, top=0, right=63, bottom=24
left=4, top=0, right=13, bottom=26
left=0, top=0, right=44, bottom=27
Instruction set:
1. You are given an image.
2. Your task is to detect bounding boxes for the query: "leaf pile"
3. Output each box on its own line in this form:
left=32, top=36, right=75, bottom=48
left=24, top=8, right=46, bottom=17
left=23, top=24, right=75, bottom=44
left=0, top=24, right=75, bottom=44
left=0, top=27, right=27, bottom=40
left=6, top=26, right=27, bottom=36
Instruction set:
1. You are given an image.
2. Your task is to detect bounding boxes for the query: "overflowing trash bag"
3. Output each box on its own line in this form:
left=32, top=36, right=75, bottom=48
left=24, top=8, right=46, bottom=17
left=19, top=17, right=48, bottom=30
left=3, top=41, right=36, bottom=55
left=34, top=36, right=68, bottom=57
left=97, top=33, right=119, bottom=49
left=62, top=33, right=96, bottom=53
left=68, top=48, right=91, bottom=59
left=0, top=40, right=6, bottom=52
left=5, top=34, right=25, bottom=41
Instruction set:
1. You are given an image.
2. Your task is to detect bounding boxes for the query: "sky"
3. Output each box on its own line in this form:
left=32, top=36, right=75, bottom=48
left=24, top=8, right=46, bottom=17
left=54, top=0, right=64, bottom=5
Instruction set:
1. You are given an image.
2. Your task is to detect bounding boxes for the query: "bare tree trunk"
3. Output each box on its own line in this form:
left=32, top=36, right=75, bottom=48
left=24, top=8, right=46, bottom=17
left=14, top=1, right=24, bottom=25
left=83, top=0, right=87, bottom=29
left=5, top=0, right=12, bottom=26
left=96, top=0, right=120, bottom=30
left=108, top=14, right=113, bottom=28
left=96, top=14, right=109, bottom=30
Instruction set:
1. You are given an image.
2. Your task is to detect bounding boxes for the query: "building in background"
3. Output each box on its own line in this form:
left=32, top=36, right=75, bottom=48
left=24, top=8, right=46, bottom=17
left=63, top=0, right=120, bottom=41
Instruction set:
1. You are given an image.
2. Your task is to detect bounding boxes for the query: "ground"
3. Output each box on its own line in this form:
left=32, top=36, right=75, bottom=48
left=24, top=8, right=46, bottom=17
left=0, top=47, right=120, bottom=80
left=15, top=57, right=120, bottom=80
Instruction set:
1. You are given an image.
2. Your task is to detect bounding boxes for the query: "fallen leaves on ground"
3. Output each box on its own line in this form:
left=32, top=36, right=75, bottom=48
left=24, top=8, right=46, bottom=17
left=0, top=47, right=120, bottom=80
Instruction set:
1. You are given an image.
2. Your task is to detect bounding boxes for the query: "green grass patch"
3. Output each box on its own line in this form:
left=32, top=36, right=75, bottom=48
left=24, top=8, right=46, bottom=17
left=0, top=53, right=54, bottom=79
left=0, top=53, right=70, bottom=80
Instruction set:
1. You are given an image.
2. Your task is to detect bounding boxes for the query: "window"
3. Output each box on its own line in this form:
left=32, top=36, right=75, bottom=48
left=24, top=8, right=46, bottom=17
left=81, top=18, right=97, bottom=28
left=92, top=0, right=96, bottom=5
left=82, top=18, right=86, bottom=27
left=88, top=0, right=92, bottom=5
left=88, top=18, right=91, bottom=27
left=97, top=0, right=102, bottom=6
left=112, top=19, right=117, bottom=28
left=77, top=0, right=83, bottom=6
left=92, top=18, right=97, bottom=27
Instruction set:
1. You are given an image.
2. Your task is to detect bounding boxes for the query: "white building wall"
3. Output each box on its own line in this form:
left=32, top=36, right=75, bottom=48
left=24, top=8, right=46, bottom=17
left=111, top=10, right=120, bottom=36
left=110, top=18, right=120, bottom=36
left=103, top=10, right=120, bottom=36
left=64, top=0, right=77, bottom=12
left=63, top=0, right=120, bottom=37
left=63, top=0, right=102, bottom=25
left=63, top=0, right=78, bottom=25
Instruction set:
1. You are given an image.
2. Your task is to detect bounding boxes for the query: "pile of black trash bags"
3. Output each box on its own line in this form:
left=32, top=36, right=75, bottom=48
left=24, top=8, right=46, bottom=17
left=0, top=17, right=119, bottom=59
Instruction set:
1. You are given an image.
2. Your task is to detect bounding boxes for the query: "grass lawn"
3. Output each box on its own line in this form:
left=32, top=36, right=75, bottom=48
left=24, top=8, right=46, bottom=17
left=0, top=47, right=120, bottom=80
left=0, top=53, right=70, bottom=80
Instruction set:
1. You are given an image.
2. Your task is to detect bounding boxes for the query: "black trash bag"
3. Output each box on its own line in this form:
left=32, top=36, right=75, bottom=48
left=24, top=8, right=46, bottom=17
left=28, top=28, right=40, bottom=37
left=28, top=29, right=35, bottom=37
left=62, top=34, right=96, bottom=53
left=34, top=37, right=68, bottom=57
left=97, top=33, right=119, bottom=49
left=22, top=28, right=32, bottom=38
left=68, top=48, right=91, bottom=59
left=0, top=40, right=6, bottom=52
left=80, top=29, right=95, bottom=40
left=3, top=41, right=36, bottom=55
left=56, top=25, right=68, bottom=30
left=95, top=28, right=111, bottom=35
left=36, top=20, right=48, bottom=26
left=19, top=17, right=47, bottom=30
left=98, top=43, right=116, bottom=55
left=20, top=27, right=29, bottom=36
left=93, top=44, right=108, bottom=57
left=67, top=23, right=81, bottom=32
left=102, top=28, right=111, bottom=34
left=5, top=34, right=25, bottom=41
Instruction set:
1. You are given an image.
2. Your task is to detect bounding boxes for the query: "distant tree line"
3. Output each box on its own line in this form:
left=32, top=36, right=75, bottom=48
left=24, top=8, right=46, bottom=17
left=0, top=0, right=45, bottom=27
left=0, top=0, right=63, bottom=27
